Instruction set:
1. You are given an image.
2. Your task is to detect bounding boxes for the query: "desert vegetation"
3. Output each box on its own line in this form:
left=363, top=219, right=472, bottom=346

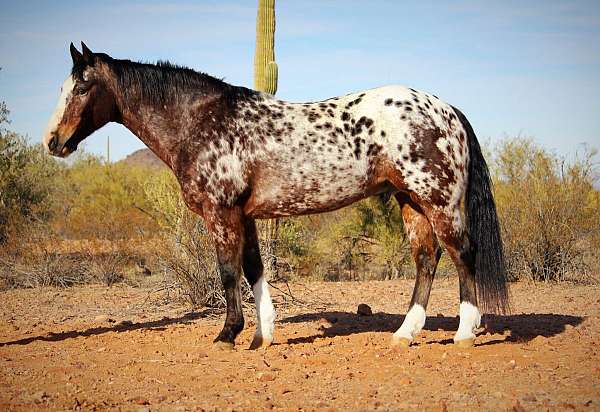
left=0, top=99, right=598, bottom=302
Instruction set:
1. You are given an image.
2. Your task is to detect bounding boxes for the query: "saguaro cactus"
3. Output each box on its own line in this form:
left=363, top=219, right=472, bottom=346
left=254, top=0, right=278, bottom=94
left=254, top=0, right=280, bottom=277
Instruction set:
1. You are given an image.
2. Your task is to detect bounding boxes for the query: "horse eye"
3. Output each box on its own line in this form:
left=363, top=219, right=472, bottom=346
left=76, top=86, right=88, bottom=95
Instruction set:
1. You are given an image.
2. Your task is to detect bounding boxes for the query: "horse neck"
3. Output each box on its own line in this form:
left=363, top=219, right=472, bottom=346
left=113, top=93, right=186, bottom=169
left=107, top=71, right=226, bottom=170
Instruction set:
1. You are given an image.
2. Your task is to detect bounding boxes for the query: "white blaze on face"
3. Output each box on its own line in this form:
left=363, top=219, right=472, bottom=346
left=43, top=75, right=75, bottom=148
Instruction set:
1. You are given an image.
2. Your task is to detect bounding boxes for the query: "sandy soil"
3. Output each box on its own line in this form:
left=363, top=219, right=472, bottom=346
left=1, top=278, right=599, bottom=411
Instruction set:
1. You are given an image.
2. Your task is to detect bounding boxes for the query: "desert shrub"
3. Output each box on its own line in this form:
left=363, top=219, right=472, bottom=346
left=83, top=240, right=133, bottom=286
left=491, top=138, right=599, bottom=282
left=0, top=229, right=89, bottom=289
left=52, top=153, right=159, bottom=240
left=0, top=109, right=62, bottom=243
left=0, top=228, right=140, bottom=290
left=284, top=196, right=411, bottom=281
left=0, top=102, right=156, bottom=288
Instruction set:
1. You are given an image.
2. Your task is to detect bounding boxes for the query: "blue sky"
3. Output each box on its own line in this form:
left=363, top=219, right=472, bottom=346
left=1, top=0, right=599, bottom=160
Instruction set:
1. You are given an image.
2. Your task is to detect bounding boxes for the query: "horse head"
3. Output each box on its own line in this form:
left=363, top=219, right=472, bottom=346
left=43, top=42, right=118, bottom=157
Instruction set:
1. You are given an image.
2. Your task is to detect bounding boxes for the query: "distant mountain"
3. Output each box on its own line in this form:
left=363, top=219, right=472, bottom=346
left=119, top=148, right=166, bottom=170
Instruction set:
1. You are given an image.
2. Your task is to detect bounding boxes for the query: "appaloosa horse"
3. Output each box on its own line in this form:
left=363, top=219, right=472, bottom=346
left=44, top=43, right=508, bottom=349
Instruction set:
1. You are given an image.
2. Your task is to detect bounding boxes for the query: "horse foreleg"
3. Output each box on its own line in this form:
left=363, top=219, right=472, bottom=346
left=204, top=205, right=245, bottom=349
left=392, top=196, right=441, bottom=347
left=242, top=218, right=276, bottom=349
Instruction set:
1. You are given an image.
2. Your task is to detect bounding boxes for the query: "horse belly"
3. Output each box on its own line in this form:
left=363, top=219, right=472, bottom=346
left=244, top=166, right=373, bottom=218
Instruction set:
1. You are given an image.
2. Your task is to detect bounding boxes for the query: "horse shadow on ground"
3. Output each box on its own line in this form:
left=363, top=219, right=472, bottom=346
left=0, top=310, right=584, bottom=348
left=0, top=309, right=218, bottom=347
left=280, top=311, right=584, bottom=346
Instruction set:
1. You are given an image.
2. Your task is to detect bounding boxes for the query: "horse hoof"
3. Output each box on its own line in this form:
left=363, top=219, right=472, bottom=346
left=454, top=338, right=475, bottom=348
left=213, top=341, right=235, bottom=351
left=249, top=335, right=273, bottom=350
left=391, top=336, right=412, bottom=348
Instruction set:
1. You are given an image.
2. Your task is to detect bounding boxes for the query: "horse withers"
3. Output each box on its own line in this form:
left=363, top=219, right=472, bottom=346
left=44, top=42, right=509, bottom=350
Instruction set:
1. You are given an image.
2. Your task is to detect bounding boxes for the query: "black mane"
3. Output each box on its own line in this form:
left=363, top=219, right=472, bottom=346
left=73, top=53, right=255, bottom=105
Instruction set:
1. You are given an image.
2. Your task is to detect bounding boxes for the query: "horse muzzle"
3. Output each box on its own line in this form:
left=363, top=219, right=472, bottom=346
left=46, top=133, right=77, bottom=157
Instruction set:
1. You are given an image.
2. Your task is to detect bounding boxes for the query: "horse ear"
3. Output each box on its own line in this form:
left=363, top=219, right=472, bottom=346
left=81, top=41, right=94, bottom=65
left=70, top=42, right=83, bottom=65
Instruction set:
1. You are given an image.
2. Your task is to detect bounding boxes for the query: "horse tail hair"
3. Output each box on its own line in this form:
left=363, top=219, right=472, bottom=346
left=452, top=106, right=510, bottom=315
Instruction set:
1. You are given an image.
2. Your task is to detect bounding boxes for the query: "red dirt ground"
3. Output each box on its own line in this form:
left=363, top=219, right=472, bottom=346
left=1, top=278, right=599, bottom=411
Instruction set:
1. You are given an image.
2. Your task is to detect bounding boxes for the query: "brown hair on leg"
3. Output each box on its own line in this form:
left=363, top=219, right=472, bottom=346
left=392, top=193, right=441, bottom=347
left=203, top=204, right=246, bottom=349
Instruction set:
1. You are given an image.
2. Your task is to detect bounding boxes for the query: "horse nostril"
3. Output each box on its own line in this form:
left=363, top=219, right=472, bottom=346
left=48, top=135, right=58, bottom=151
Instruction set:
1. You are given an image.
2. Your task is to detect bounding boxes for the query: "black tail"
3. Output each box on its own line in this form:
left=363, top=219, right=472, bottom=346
left=452, top=106, right=509, bottom=314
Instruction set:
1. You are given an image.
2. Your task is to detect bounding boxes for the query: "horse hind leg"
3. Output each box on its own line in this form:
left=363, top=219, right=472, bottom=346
left=242, top=218, right=276, bottom=350
left=426, top=207, right=480, bottom=347
left=391, top=194, right=442, bottom=347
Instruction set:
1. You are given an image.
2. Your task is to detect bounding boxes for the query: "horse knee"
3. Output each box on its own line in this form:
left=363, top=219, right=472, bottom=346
left=219, top=262, right=240, bottom=289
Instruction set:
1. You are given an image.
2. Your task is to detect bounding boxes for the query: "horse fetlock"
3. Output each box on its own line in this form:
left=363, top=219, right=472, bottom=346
left=454, top=337, right=475, bottom=348
left=249, top=333, right=273, bottom=350
left=454, top=301, right=481, bottom=345
left=213, top=340, right=236, bottom=351
left=390, top=335, right=412, bottom=348
left=394, top=304, right=426, bottom=343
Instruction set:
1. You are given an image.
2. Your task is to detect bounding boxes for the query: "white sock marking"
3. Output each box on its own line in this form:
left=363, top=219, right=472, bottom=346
left=454, top=302, right=481, bottom=342
left=252, top=276, right=276, bottom=342
left=393, top=304, right=426, bottom=341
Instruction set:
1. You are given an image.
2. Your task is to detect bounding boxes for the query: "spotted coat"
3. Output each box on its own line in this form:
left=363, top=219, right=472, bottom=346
left=45, top=47, right=508, bottom=349
left=177, top=85, right=468, bottom=231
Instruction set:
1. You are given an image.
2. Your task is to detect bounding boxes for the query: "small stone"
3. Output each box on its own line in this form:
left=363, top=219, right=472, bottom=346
left=257, top=372, right=276, bottom=382
left=131, top=396, right=149, bottom=405
left=32, top=391, right=49, bottom=403
left=119, top=320, right=134, bottom=327
left=523, top=394, right=537, bottom=402
left=508, top=359, right=517, bottom=369
left=398, top=377, right=411, bottom=385
left=94, top=315, right=114, bottom=323
left=512, top=399, right=526, bottom=412
left=357, top=304, right=372, bottom=316
left=317, top=318, right=331, bottom=329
